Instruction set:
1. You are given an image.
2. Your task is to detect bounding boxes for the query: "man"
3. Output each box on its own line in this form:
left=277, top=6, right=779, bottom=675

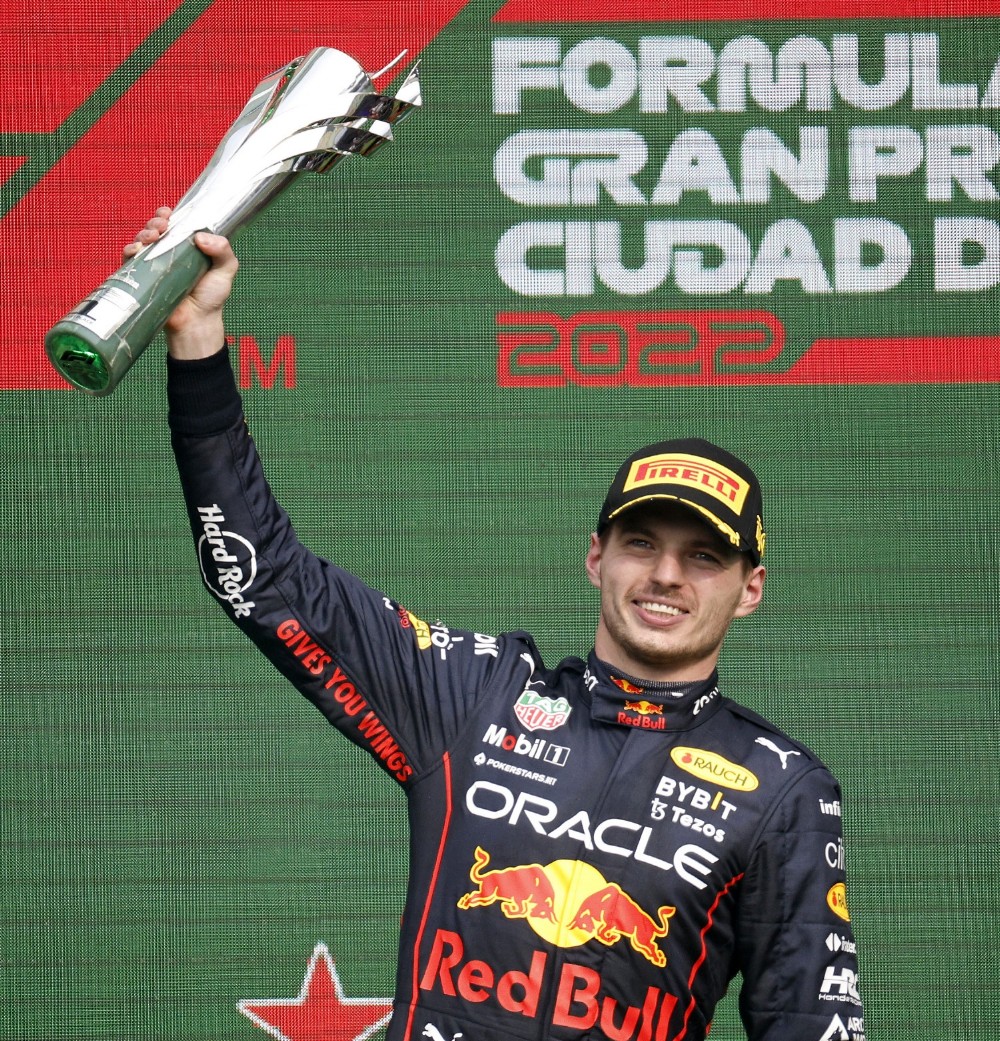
left=134, top=211, right=865, bottom=1041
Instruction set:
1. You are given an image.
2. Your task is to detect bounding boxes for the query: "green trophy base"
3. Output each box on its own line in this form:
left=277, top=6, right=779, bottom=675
left=44, top=236, right=211, bottom=396
left=46, top=331, right=113, bottom=394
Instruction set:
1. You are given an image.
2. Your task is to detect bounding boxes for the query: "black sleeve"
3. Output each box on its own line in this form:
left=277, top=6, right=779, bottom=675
left=735, top=766, right=865, bottom=1040
left=167, top=350, right=506, bottom=785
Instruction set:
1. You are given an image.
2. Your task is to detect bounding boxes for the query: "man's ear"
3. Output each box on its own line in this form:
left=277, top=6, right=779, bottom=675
left=586, top=532, right=602, bottom=590
left=734, top=565, right=766, bottom=618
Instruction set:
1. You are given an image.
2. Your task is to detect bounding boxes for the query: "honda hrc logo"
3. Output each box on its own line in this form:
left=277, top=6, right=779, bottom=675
left=819, top=966, right=862, bottom=1005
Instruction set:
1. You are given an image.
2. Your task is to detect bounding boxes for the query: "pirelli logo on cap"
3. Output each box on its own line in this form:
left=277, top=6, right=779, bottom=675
left=624, top=453, right=751, bottom=514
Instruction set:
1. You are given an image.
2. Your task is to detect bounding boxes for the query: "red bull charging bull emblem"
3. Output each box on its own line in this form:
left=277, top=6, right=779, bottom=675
left=624, top=699, right=665, bottom=716
left=612, top=676, right=645, bottom=694
left=458, top=846, right=675, bottom=967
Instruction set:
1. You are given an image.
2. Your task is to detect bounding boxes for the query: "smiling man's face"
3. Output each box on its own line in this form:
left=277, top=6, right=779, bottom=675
left=586, top=502, right=766, bottom=683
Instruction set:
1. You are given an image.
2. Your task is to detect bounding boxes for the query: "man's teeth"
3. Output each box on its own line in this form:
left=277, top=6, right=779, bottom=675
left=638, top=601, right=682, bottom=616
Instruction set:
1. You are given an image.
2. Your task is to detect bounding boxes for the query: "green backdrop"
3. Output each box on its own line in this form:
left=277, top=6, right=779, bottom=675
left=4, top=2, right=999, bottom=1038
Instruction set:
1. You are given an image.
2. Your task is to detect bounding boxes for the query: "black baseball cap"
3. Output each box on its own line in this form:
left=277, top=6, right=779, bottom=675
left=597, top=438, right=766, bottom=566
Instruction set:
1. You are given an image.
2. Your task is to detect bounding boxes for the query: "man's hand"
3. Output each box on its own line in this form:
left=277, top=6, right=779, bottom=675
left=125, top=206, right=239, bottom=361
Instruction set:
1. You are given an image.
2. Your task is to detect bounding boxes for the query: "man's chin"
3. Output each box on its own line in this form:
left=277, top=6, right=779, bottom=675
left=622, top=641, right=693, bottom=676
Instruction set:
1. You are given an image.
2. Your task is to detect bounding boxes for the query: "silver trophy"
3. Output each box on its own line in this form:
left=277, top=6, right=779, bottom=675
left=45, top=47, right=422, bottom=395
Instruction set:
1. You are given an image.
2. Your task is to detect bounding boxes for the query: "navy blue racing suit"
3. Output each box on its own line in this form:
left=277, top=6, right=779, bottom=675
left=168, top=349, right=865, bottom=1041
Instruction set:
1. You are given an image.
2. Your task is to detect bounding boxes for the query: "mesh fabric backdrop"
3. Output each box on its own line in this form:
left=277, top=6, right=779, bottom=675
left=4, top=1, right=999, bottom=1038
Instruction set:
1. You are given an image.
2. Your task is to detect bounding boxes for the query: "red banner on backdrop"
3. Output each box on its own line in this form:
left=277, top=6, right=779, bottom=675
left=5, top=1, right=999, bottom=390
left=0, top=0, right=470, bottom=390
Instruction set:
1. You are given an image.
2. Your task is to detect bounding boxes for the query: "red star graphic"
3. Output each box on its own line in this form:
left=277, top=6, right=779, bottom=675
left=238, top=943, right=393, bottom=1041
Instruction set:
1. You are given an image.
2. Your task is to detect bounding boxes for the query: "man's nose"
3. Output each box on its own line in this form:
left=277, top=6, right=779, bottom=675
left=650, top=549, right=684, bottom=585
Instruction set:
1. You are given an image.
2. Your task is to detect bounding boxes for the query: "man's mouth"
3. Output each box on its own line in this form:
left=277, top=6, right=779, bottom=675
left=636, top=600, right=685, bottom=618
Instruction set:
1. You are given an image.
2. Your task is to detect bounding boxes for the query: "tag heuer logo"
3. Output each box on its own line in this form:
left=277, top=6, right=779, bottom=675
left=514, top=690, right=571, bottom=732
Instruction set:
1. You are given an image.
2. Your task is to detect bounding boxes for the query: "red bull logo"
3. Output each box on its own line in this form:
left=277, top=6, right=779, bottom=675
left=623, top=699, right=664, bottom=716
left=618, top=703, right=668, bottom=730
left=457, top=847, right=557, bottom=922
left=419, top=928, right=679, bottom=1039
left=612, top=676, right=645, bottom=694
left=458, top=846, right=675, bottom=968
left=567, top=884, right=675, bottom=968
